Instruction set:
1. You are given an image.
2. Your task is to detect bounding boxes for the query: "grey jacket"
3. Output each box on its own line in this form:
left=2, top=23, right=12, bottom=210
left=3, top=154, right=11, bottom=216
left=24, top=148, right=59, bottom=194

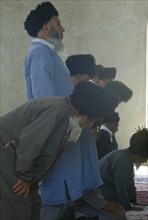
left=100, top=148, right=136, bottom=210
left=0, top=96, right=70, bottom=183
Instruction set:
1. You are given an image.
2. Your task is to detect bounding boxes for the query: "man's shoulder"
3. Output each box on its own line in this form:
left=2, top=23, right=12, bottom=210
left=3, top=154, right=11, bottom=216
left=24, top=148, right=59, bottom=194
left=110, top=148, right=129, bottom=163
left=34, top=96, right=65, bottom=103
left=25, top=44, right=57, bottom=66
left=29, top=42, right=55, bottom=55
left=100, top=129, right=110, bottom=139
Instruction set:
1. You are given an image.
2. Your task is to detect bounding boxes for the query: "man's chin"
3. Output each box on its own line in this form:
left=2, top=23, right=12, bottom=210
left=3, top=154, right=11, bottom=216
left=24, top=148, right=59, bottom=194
left=47, top=38, right=64, bottom=52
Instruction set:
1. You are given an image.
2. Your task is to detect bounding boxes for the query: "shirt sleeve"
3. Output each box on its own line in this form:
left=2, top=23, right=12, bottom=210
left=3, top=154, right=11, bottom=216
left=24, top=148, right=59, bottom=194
left=127, top=168, right=137, bottom=204
left=29, top=47, right=56, bottom=97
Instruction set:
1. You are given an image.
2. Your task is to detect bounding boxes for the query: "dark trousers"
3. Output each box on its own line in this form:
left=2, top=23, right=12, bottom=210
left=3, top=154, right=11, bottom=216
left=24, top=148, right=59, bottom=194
left=0, top=145, right=41, bottom=220
left=76, top=218, right=98, bottom=220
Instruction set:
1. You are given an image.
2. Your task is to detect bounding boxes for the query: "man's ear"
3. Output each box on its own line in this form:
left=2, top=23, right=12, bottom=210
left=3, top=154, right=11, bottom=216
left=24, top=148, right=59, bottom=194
left=43, top=23, right=50, bottom=34
left=71, top=75, right=80, bottom=86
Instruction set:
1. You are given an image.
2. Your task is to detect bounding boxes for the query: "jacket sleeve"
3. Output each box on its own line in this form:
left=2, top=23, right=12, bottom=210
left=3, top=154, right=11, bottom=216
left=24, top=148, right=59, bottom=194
left=15, top=104, right=69, bottom=182
left=127, top=168, right=137, bottom=204
left=114, top=156, right=132, bottom=210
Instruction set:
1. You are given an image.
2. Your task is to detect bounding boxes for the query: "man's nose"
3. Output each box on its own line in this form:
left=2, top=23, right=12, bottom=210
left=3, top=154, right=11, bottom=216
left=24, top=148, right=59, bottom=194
left=61, top=25, right=65, bottom=32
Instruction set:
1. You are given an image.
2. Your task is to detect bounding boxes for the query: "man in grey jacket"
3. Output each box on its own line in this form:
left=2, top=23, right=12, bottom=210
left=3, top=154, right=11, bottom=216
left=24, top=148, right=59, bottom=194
left=100, top=127, right=148, bottom=211
left=0, top=81, right=119, bottom=220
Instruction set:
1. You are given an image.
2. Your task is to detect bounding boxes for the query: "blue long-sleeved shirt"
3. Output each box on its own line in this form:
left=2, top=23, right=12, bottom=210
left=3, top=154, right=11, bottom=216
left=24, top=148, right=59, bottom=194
left=24, top=39, right=103, bottom=204
left=39, top=127, right=103, bottom=204
left=24, top=39, right=73, bottom=98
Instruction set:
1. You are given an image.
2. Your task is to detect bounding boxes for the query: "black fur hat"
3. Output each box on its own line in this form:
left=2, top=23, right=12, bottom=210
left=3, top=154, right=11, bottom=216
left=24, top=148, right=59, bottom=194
left=66, top=54, right=96, bottom=77
left=96, top=65, right=116, bottom=79
left=105, top=80, right=133, bottom=102
left=24, top=1, right=58, bottom=37
left=103, top=112, right=120, bottom=123
left=71, top=81, right=120, bottom=119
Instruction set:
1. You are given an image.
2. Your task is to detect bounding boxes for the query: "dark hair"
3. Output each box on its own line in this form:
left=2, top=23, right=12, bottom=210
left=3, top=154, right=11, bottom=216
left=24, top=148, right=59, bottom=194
left=70, top=81, right=120, bottom=119
left=129, top=127, right=148, bottom=158
left=65, top=54, right=96, bottom=77
left=105, top=80, right=133, bottom=102
left=96, top=65, right=116, bottom=80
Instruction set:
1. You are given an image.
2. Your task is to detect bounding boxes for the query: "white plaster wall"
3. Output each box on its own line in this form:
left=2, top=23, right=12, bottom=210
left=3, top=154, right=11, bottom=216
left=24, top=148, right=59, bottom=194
left=0, top=0, right=147, bottom=148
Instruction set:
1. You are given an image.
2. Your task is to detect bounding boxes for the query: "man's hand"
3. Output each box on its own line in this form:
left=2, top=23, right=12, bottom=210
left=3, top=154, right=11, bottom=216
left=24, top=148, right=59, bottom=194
left=104, top=201, right=125, bottom=215
left=12, top=178, right=30, bottom=197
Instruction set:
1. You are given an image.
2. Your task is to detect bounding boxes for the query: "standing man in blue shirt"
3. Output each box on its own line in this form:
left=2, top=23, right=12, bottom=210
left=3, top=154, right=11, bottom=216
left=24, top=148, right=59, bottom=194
left=24, top=1, right=73, bottom=98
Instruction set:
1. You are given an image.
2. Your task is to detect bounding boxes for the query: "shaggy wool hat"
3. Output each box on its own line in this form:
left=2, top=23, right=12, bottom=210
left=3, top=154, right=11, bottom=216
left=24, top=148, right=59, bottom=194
left=24, top=1, right=59, bottom=37
left=96, top=65, right=116, bottom=79
left=65, top=54, right=96, bottom=77
left=103, top=112, right=120, bottom=123
left=105, top=80, right=133, bottom=102
left=71, top=81, right=120, bottom=119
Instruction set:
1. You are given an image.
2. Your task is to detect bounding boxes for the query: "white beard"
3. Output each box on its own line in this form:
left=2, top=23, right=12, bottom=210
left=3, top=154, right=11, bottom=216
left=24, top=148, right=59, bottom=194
left=67, top=117, right=82, bottom=143
left=57, top=46, right=68, bottom=61
left=47, top=26, right=65, bottom=52
left=48, top=37, right=65, bottom=52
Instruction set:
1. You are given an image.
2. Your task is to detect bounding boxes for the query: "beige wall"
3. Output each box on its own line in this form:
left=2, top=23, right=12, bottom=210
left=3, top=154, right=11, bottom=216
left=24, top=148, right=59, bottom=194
left=0, top=0, right=147, bottom=147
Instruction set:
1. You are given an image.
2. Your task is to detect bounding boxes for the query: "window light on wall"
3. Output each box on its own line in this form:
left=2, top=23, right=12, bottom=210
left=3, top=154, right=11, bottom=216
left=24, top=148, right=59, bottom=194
left=146, top=21, right=148, bottom=127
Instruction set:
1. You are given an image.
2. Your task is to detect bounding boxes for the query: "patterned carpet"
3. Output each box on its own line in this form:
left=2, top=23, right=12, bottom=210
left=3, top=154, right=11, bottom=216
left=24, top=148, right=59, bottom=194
left=135, top=174, right=148, bottom=205
left=126, top=206, right=148, bottom=220
left=126, top=166, right=148, bottom=220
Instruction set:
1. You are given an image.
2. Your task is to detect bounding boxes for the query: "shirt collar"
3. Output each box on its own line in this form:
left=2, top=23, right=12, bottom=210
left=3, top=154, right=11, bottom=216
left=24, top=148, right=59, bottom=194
left=89, top=79, right=97, bottom=85
left=100, top=124, right=113, bottom=137
left=32, top=38, right=55, bottom=51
